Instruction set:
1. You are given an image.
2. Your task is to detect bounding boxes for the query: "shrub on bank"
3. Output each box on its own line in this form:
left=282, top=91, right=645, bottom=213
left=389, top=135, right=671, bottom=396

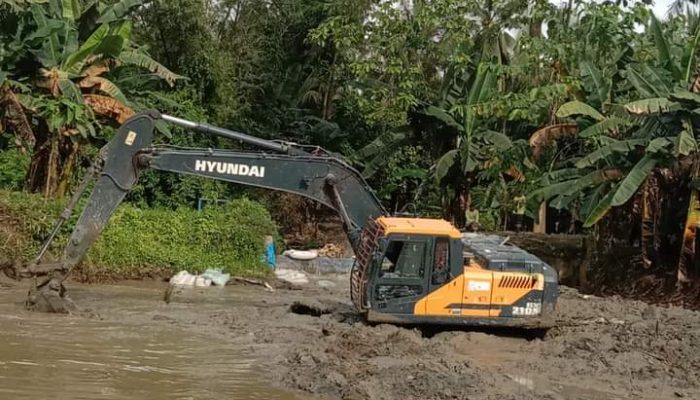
left=0, top=190, right=278, bottom=279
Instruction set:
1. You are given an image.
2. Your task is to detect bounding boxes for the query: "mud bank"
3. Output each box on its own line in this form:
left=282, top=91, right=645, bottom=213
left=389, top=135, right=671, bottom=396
left=270, top=286, right=700, bottom=400
left=2, top=274, right=699, bottom=400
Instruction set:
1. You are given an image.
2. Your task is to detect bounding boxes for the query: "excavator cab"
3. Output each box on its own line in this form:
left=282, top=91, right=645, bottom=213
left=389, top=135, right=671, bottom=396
left=351, top=217, right=558, bottom=326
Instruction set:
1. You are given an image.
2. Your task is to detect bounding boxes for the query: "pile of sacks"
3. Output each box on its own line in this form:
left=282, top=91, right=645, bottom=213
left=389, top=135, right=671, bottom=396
left=274, top=268, right=309, bottom=285
left=169, top=268, right=231, bottom=287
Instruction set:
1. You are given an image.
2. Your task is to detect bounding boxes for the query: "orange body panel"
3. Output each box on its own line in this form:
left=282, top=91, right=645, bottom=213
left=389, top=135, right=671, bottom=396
left=414, top=262, right=545, bottom=318
left=490, top=272, right=544, bottom=316
left=462, top=267, right=496, bottom=316
left=414, top=274, right=465, bottom=316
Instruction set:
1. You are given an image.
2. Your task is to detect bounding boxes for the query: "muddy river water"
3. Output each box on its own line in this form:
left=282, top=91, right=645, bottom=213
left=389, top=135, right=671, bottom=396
left=1, top=276, right=700, bottom=400
left=0, top=283, right=303, bottom=400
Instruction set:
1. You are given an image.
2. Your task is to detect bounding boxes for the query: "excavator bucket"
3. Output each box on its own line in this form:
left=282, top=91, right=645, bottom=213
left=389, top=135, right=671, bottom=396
left=26, top=281, right=77, bottom=314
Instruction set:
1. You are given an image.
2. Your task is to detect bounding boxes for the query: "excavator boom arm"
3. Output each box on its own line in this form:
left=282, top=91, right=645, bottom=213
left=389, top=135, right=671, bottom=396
left=24, top=111, right=386, bottom=311
left=147, top=149, right=383, bottom=232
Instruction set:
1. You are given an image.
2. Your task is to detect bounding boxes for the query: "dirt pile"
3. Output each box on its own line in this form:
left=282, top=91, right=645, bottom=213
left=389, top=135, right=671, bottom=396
left=317, top=243, right=345, bottom=258
left=275, top=320, right=504, bottom=400
left=536, top=288, right=700, bottom=396
left=267, top=285, right=700, bottom=400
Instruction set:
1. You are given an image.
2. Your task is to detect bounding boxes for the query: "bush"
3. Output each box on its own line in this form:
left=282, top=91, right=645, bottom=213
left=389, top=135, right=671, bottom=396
left=0, top=147, right=30, bottom=191
left=0, top=190, right=65, bottom=261
left=0, top=190, right=278, bottom=279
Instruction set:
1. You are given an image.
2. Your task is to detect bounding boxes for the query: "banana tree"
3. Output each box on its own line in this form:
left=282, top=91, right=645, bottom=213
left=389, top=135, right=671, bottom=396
left=534, top=91, right=700, bottom=275
left=528, top=12, right=700, bottom=279
left=354, top=61, right=518, bottom=225
left=427, top=62, right=523, bottom=227
left=647, top=13, right=700, bottom=281
left=1, top=0, right=180, bottom=196
left=0, top=77, right=34, bottom=152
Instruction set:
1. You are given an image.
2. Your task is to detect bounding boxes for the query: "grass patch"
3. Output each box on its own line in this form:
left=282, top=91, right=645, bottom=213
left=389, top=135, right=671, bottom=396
left=0, top=190, right=278, bottom=280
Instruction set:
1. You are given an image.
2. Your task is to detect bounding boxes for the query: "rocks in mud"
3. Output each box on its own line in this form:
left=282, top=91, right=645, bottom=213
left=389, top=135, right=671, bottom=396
left=288, top=299, right=362, bottom=325
left=325, top=371, right=348, bottom=387
left=152, top=314, right=176, bottom=322
left=316, top=280, right=336, bottom=288
left=0, top=272, right=14, bottom=288
left=274, top=268, right=309, bottom=285
left=641, top=305, right=657, bottom=320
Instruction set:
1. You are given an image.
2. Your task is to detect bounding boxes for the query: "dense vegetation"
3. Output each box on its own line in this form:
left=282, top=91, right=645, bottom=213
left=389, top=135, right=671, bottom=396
left=3, top=0, right=700, bottom=286
left=0, top=190, right=277, bottom=278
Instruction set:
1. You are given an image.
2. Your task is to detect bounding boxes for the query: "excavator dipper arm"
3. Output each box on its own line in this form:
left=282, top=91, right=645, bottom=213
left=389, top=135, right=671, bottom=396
left=24, top=111, right=386, bottom=312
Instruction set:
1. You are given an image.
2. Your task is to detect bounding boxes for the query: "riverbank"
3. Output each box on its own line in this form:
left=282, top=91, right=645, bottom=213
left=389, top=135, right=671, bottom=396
left=0, top=190, right=278, bottom=280
left=2, top=273, right=698, bottom=400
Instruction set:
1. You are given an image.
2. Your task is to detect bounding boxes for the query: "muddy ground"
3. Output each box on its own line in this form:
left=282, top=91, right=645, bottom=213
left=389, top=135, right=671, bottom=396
left=1, top=273, right=699, bottom=400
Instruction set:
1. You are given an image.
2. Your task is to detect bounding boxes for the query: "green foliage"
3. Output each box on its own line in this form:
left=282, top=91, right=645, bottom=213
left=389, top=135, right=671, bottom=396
left=0, top=190, right=278, bottom=276
left=124, top=87, right=235, bottom=208
left=0, top=147, right=29, bottom=190
left=556, top=101, right=605, bottom=121
left=6, top=0, right=700, bottom=252
left=578, top=117, right=631, bottom=138
left=373, top=145, right=430, bottom=212
left=1, top=0, right=180, bottom=196
left=624, top=98, right=679, bottom=114
left=89, top=198, right=277, bottom=276
left=580, top=61, right=609, bottom=108
left=610, top=155, right=657, bottom=207
left=0, top=189, right=66, bottom=261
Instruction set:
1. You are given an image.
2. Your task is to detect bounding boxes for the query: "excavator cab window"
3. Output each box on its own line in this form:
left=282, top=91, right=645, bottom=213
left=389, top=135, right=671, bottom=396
left=379, top=240, right=426, bottom=279
left=372, top=236, right=429, bottom=312
left=431, top=238, right=450, bottom=285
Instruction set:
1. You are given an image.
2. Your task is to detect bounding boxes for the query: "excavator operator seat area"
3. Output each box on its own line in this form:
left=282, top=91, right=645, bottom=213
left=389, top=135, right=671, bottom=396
left=379, top=240, right=425, bottom=278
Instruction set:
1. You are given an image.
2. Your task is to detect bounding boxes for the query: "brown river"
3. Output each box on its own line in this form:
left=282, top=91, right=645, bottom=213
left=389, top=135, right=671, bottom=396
left=0, top=281, right=305, bottom=400
left=2, top=275, right=700, bottom=400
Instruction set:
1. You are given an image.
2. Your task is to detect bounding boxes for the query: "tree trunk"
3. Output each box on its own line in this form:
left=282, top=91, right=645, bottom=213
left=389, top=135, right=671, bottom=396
left=0, top=86, right=35, bottom=151
left=55, top=140, right=79, bottom=198
left=450, top=184, right=469, bottom=229
left=533, top=202, right=547, bottom=233
left=26, top=125, right=80, bottom=198
left=45, top=133, right=58, bottom=197
left=678, top=164, right=700, bottom=282
left=641, top=171, right=662, bottom=269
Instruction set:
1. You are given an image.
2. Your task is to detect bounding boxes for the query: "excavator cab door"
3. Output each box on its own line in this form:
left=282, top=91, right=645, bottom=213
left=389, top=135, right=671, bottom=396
left=419, top=237, right=465, bottom=316
left=369, top=235, right=430, bottom=314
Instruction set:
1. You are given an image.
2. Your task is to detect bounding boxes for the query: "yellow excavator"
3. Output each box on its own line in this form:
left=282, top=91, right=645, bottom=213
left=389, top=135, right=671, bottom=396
left=10, top=110, right=558, bottom=327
